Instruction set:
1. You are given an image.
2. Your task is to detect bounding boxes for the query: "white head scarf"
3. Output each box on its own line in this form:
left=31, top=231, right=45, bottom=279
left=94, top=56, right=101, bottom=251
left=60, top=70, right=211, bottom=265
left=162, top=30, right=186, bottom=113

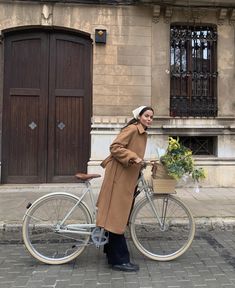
left=132, top=106, right=147, bottom=119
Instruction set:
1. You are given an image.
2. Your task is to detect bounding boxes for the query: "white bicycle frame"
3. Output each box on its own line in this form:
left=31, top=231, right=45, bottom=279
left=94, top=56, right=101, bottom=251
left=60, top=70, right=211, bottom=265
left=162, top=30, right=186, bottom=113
left=55, top=165, right=167, bottom=237
left=56, top=180, right=97, bottom=236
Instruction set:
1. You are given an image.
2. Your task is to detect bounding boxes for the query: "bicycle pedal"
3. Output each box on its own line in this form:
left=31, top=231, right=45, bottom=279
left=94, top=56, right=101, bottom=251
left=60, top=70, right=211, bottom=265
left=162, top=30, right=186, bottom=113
left=91, top=227, right=109, bottom=246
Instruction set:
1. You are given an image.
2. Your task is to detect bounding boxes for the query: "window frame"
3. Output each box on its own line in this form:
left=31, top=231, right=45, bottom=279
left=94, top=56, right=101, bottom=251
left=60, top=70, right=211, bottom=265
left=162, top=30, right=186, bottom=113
left=170, top=23, right=218, bottom=117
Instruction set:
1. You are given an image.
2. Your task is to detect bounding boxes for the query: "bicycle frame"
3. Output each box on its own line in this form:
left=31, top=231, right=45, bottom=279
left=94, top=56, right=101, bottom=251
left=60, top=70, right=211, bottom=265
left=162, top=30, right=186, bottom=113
left=47, top=166, right=168, bottom=236
left=56, top=181, right=97, bottom=236
left=58, top=168, right=169, bottom=235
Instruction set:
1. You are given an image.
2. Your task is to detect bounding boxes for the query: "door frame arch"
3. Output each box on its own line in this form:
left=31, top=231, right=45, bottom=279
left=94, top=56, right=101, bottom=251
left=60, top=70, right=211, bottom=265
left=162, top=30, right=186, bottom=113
left=2, top=25, right=92, bottom=40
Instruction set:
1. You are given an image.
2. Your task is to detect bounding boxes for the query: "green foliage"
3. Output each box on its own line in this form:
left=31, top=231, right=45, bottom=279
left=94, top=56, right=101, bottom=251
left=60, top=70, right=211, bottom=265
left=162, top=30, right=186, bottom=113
left=160, top=137, right=206, bottom=182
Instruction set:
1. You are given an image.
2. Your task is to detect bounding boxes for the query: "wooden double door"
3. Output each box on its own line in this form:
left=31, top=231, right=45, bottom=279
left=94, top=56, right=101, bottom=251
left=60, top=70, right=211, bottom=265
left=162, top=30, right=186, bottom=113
left=2, top=28, right=92, bottom=183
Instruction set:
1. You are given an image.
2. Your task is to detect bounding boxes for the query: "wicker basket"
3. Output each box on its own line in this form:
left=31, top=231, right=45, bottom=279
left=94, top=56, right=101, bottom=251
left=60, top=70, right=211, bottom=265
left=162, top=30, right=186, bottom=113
left=151, top=163, right=177, bottom=194
left=151, top=178, right=177, bottom=194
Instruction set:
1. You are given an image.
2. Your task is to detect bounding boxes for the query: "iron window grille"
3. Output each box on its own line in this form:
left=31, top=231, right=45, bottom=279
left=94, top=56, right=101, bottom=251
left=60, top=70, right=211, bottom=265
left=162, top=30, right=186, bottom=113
left=170, top=24, right=218, bottom=117
left=170, top=136, right=216, bottom=156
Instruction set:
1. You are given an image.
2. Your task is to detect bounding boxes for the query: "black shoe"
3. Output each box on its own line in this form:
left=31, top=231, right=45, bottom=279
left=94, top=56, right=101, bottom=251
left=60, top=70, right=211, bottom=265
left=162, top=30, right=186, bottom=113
left=112, top=262, right=139, bottom=272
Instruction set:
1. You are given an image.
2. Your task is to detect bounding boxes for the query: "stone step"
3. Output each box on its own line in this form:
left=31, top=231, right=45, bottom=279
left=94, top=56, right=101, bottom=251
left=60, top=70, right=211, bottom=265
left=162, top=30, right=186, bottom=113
left=0, top=183, right=94, bottom=192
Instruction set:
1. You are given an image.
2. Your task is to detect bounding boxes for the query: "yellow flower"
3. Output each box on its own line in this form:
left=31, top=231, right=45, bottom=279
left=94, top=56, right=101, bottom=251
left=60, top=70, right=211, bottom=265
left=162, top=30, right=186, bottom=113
left=160, top=137, right=206, bottom=182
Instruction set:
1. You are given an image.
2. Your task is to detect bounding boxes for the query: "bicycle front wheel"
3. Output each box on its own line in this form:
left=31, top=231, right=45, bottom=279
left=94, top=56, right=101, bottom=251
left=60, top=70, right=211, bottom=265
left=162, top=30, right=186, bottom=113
left=22, top=192, right=92, bottom=264
left=130, top=194, right=195, bottom=261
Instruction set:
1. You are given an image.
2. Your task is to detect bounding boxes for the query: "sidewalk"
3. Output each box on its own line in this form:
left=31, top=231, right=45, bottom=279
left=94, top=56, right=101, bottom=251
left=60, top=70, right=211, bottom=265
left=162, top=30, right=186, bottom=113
left=176, top=187, right=235, bottom=229
left=0, top=184, right=235, bottom=234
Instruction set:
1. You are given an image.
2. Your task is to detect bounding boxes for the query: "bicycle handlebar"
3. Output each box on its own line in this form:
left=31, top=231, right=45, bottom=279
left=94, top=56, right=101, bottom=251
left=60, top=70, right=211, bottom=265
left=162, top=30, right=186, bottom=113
left=140, top=160, right=159, bottom=167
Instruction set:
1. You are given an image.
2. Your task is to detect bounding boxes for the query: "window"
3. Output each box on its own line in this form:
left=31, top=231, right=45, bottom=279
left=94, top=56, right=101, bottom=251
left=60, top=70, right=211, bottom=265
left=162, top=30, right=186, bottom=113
left=170, top=25, right=218, bottom=117
left=170, top=136, right=216, bottom=156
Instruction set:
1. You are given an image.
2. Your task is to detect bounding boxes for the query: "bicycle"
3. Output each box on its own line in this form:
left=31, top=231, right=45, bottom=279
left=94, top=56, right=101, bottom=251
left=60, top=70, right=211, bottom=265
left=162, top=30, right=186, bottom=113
left=22, top=161, right=195, bottom=264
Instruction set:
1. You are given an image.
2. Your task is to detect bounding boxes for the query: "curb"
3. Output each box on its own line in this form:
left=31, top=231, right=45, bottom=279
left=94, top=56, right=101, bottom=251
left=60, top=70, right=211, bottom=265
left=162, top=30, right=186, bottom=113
left=0, top=217, right=235, bottom=244
left=195, top=217, right=235, bottom=231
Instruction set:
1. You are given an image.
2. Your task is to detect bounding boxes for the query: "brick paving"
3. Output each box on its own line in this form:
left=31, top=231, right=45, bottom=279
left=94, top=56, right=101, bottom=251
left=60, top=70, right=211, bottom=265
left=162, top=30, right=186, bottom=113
left=0, top=230, right=234, bottom=288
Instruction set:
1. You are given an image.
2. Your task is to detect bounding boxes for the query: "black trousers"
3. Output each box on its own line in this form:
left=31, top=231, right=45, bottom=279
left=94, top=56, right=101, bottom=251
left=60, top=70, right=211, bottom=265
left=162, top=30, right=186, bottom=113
left=103, top=186, right=140, bottom=265
left=104, top=232, right=130, bottom=265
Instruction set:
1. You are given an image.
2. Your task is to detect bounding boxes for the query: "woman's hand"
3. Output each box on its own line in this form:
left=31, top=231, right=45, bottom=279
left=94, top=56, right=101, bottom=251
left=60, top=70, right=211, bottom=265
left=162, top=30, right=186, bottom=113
left=128, top=157, right=143, bottom=166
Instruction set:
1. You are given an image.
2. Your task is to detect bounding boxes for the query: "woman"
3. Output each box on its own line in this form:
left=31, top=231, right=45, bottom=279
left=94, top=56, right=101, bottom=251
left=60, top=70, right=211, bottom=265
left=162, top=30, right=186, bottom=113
left=96, top=106, right=154, bottom=272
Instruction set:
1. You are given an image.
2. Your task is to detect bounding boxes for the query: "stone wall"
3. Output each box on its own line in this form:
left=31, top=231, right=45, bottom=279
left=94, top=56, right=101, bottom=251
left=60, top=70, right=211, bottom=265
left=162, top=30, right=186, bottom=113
left=0, top=3, right=152, bottom=116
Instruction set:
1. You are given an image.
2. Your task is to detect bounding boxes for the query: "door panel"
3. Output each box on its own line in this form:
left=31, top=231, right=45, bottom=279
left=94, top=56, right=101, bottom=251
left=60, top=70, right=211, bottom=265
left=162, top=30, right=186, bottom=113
left=54, top=39, right=85, bottom=89
left=2, top=33, right=48, bottom=183
left=8, top=95, right=39, bottom=176
left=54, top=97, right=84, bottom=177
left=48, top=33, right=91, bottom=182
left=2, top=29, right=92, bottom=183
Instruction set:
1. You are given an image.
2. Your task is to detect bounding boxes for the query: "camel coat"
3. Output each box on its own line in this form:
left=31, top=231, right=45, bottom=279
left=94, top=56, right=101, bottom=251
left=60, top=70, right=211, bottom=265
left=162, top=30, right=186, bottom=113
left=96, top=123, right=147, bottom=234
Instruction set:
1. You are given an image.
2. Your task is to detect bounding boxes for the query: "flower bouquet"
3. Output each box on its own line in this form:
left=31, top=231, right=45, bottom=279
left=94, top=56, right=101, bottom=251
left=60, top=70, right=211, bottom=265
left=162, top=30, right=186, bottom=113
left=151, top=137, right=206, bottom=193
left=160, top=137, right=206, bottom=182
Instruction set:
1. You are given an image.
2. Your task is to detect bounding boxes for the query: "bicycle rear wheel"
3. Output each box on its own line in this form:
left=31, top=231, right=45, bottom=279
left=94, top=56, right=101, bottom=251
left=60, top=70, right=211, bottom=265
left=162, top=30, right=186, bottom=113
left=22, top=192, right=92, bottom=264
left=130, top=194, right=195, bottom=261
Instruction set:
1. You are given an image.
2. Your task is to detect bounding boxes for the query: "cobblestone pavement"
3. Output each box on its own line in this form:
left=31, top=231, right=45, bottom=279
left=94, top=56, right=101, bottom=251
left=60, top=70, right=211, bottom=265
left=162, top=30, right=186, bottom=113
left=0, top=230, right=234, bottom=288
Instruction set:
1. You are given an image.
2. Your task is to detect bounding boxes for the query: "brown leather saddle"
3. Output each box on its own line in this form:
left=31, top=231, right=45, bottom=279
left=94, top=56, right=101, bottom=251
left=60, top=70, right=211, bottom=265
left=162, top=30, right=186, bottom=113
left=75, top=172, right=101, bottom=182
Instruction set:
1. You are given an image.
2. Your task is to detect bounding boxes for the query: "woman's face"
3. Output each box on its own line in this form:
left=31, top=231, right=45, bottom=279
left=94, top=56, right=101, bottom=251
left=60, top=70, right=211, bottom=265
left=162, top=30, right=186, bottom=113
left=139, top=109, right=154, bottom=128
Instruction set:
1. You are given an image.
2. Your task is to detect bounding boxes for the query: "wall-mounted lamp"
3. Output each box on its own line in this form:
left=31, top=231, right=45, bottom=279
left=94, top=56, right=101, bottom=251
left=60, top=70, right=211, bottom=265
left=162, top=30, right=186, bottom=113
left=95, top=29, right=107, bottom=44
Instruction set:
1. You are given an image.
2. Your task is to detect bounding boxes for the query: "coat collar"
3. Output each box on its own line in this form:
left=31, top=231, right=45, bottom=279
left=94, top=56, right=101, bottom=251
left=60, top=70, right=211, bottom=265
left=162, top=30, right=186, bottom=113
left=136, top=123, right=147, bottom=134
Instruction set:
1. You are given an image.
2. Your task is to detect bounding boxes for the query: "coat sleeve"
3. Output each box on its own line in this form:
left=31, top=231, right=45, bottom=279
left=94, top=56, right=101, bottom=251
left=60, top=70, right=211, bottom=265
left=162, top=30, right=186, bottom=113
left=110, top=125, right=139, bottom=167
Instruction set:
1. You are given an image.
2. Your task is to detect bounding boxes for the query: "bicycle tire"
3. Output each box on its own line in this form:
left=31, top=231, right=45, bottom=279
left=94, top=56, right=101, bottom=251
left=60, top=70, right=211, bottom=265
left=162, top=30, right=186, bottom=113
left=130, top=194, right=195, bottom=261
left=22, top=192, right=92, bottom=264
